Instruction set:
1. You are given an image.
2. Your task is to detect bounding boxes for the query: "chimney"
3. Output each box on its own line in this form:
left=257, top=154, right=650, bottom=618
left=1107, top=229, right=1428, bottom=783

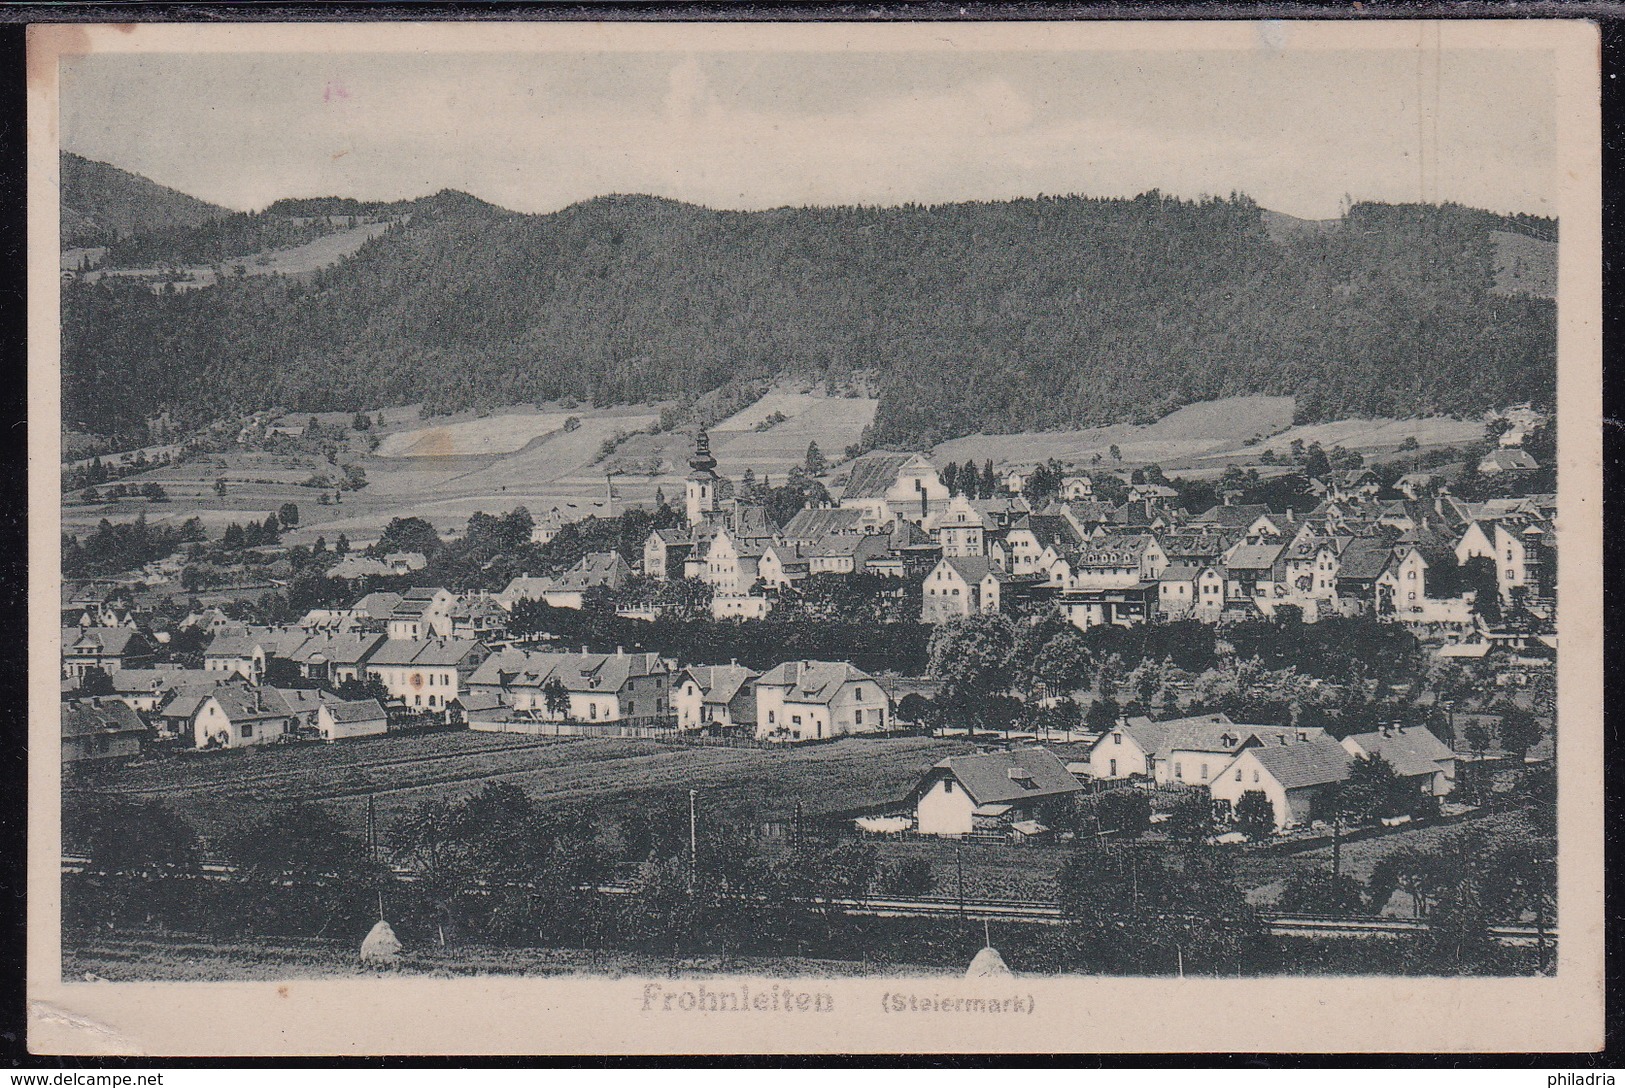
left=616, top=645, right=624, bottom=657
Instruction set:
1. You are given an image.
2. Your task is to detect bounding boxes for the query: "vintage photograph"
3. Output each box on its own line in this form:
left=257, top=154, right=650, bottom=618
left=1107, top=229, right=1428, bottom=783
left=28, top=17, right=1605, bottom=1055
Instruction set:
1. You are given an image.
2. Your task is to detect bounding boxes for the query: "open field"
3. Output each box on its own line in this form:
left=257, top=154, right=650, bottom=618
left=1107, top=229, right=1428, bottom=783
left=77, top=221, right=394, bottom=291
left=64, top=933, right=947, bottom=982
left=931, top=396, right=1297, bottom=470
left=67, top=732, right=976, bottom=844
left=932, top=395, right=1483, bottom=479
left=374, top=411, right=578, bottom=458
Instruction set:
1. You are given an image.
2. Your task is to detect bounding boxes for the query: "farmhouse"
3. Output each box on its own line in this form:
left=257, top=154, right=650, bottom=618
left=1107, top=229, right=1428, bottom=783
left=1156, top=564, right=1225, bottom=618
left=192, top=686, right=300, bottom=750
left=1340, top=726, right=1457, bottom=797
left=62, top=698, right=147, bottom=765
left=1207, top=734, right=1353, bottom=832
left=754, top=660, right=891, bottom=742
left=315, top=698, right=390, bottom=741
left=912, top=747, right=1084, bottom=837
left=674, top=663, right=760, bottom=732
left=287, top=631, right=385, bottom=686
left=1153, top=719, right=1322, bottom=788
left=1082, top=715, right=1163, bottom=779
left=1478, top=448, right=1539, bottom=475
left=106, top=667, right=212, bottom=712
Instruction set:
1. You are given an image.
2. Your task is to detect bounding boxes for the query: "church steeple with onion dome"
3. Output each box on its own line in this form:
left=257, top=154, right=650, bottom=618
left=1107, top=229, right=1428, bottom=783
left=686, top=427, right=718, bottom=525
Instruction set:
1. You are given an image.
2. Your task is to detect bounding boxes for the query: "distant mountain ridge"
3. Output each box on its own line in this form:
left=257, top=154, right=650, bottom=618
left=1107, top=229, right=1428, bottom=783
left=60, top=162, right=1557, bottom=448
left=60, top=152, right=228, bottom=247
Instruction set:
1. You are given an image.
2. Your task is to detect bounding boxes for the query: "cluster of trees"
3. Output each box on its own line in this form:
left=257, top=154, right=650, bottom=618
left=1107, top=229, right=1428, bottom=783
left=61, top=515, right=205, bottom=578
left=62, top=769, right=1555, bottom=977
left=78, top=481, right=169, bottom=504
left=940, top=460, right=1001, bottom=499
left=62, top=188, right=1554, bottom=444
left=64, top=450, right=178, bottom=493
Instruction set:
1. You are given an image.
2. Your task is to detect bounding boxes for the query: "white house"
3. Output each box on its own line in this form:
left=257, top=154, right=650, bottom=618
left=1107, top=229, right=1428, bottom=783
left=912, top=747, right=1084, bottom=837
left=315, top=698, right=389, bottom=741
left=385, top=587, right=457, bottom=640
left=192, top=687, right=299, bottom=750
left=466, top=647, right=673, bottom=729
left=673, top=663, right=759, bottom=732
left=1340, top=726, right=1457, bottom=797
left=754, top=660, right=891, bottom=742
left=1208, top=735, right=1353, bottom=832
left=920, top=557, right=1006, bottom=623
left=365, top=637, right=488, bottom=712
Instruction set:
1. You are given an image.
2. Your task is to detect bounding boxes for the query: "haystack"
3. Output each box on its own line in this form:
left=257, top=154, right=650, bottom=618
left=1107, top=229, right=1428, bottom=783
left=965, top=945, right=1012, bottom=978
left=360, top=919, right=402, bottom=966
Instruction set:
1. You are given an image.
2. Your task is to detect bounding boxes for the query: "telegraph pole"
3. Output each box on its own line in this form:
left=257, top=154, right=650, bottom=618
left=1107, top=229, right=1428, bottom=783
left=956, top=841, right=966, bottom=923
left=688, top=789, right=699, bottom=888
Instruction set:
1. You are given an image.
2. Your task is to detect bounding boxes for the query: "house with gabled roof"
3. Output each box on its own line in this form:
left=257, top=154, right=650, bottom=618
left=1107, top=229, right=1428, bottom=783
left=642, top=527, right=694, bottom=582
left=1208, top=734, right=1353, bottom=831
left=920, top=556, right=1007, bottom=623
left=288, top=631, right=385, bottom=686
left=1221, top=541, right=1288, bottom=606
left=106, top=666, right=213, bottom=712
left=1478, top=448, right=1539, bottom=475
left=62, top=698, right=147, bottom=765
left=1340, top=725, right=1457, bottom=797
left=61, top=626, right=154, bottom=679
left=386, top=587, right=457, bottom=639
left=754, top=660, right=890, bottom=742
left=674, top=663, right=760, bottom=732
left=192, top=685, right=302, bottom=749
left=466, top=647, right=673, bottom=728
left=315, top=698, right=390, bottom=741
left=912, top=747, right=1084, bottom=837
left=1083, top=715, right=1162, bottom=779
left=778, top=506, right=867, bottom=543
left=545, top=551, right=635, bottom=609
left=1188, top=503, right=1282, bottom=539
left=1157, top=564, right=1225, bottom=619
left=365, top=637, right=488, bottom=712
left=1004, top=514, right=1082, bottom=577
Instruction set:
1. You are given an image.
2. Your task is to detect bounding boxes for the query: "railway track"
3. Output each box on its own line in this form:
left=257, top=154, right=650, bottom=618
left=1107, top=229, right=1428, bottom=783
left=62, top=859, right=1552, bottom=945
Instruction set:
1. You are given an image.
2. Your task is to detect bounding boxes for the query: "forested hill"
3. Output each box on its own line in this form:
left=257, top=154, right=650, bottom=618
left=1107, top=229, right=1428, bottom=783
left=61, top=187, right=1556, bottom=447
left=60, top=153, right=228, bottom=246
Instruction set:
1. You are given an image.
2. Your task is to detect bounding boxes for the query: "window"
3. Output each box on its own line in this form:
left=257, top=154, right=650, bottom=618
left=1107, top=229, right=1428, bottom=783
left=855, top=687, right=864, bottom=700
left=792, top=714, right=803, bottom=726
left=414, top=695, right=422, bottom=706
left=768, top=711, right=775, bottom=724
left=1252, top=770, right=1260, bottom=784
left=1235, top=769, right=1242, bottom=782
left=1113, top=733, right=1122, bottom=745
left=1200, top=763, right=1209, bottom=781
left=944, top=779, right=954, bottom=794
left=1174, top=762, right=1183, bottom=780
left=589, top=703, right=597, bottom=720
left=241, top=723, right=253, bottom=739
left=1109, top=758, right=1117, bottom=776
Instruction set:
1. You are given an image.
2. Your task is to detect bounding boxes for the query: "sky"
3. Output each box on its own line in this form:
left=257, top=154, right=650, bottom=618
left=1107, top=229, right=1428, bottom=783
left=60, top=45, right=1557, bottom=220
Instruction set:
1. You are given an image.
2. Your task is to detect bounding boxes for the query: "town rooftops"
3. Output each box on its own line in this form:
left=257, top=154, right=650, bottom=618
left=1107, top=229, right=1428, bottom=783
left=939, top=556, right=1003, bottom=583
left=780, top=506, right=867, bottom=541
left=1191, top=503, right=1275, bottom=529
left=926, top=747, right=1084, bottom=806
left=554, top=551, right=634, bottom=592
left=1245, top=734, right=1353, bottom=790
left=368, top=637, right=483, bottom=668
left=470, top=648, right=667, bottom=692
left=289, top=632, right=386, bottom=666
left=756, top=660, right=875, bottom=703
left=62, top=627, right=150, bottom=656
left=1225, top=542, right=1286, bottom=571
left=1335, top=538, right=1397, bottom=582
left=1157, top=564, right=1207, bottom=582
left=351, top=591, right=404, bottom=619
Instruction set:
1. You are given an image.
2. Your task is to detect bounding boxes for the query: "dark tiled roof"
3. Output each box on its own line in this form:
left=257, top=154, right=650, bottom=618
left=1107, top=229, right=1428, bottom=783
left=930, top=747, right=1083, bottom=806
left=1247, top=735, right=1352, bottom=791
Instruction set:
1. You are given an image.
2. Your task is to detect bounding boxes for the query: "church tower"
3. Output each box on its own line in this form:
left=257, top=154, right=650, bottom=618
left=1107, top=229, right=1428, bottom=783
left=685, top=427, right=718, bottom=526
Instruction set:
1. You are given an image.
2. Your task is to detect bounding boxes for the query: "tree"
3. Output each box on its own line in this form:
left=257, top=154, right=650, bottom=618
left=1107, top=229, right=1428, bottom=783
left=1338, top=753, right=1412, bottom=824
left=1234, top=791, right=1276, bottom=840
left=1304, top=442, right=1331, bottom=480
left=375, top=516, right=441, bottom=558
left=804, top=441, right=827, bottom=477
left=1164, top=794, right=1213, bottom=841
left=213, top=477, right=228, bottom=498
left=141, top=482, right=169, bottom=502
left=942, top=461, right=959, bottom=496
left=62, top=796, right=200, bottom=931
left=335, top=532, right=350, bottom=555
left=543, top=676, right=571, bottom=721
left=1463, top=720, right=1491, bottom=759
left=352, top=411, right=372, bottom=431
left=1109, top=444, right=1122, bottom=463
left=1495, top=705, right=1542, bottom=760
left=262, top=513, right=282, bottom=541
left=278, top=502, right=300, bottom=529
